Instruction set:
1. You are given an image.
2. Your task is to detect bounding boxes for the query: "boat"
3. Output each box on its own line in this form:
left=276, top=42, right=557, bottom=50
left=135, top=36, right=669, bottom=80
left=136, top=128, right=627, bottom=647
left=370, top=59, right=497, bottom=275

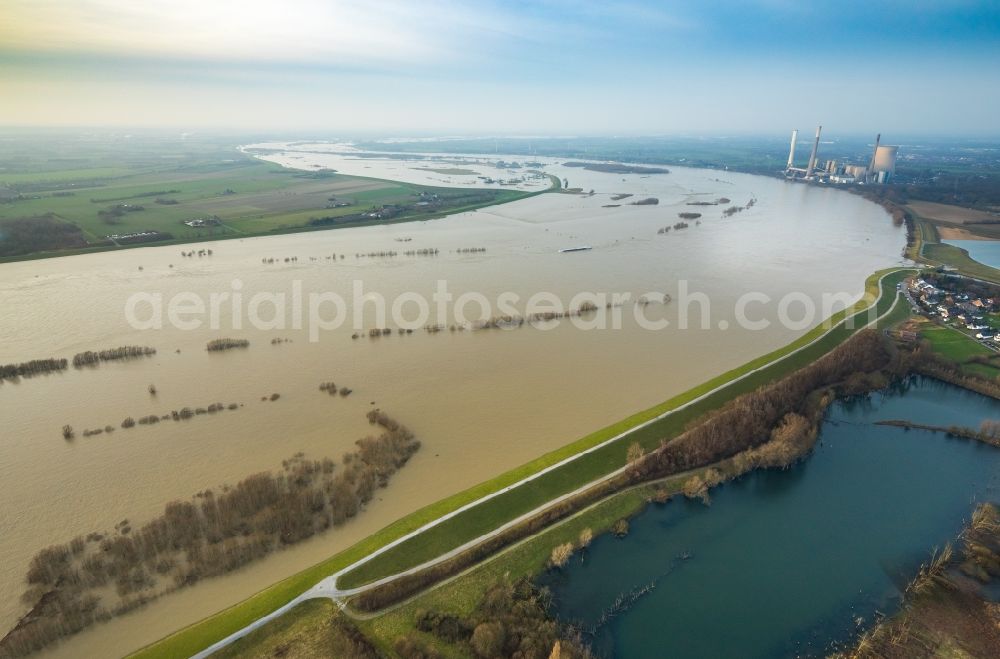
left=558, top=246, right=592, bottom=253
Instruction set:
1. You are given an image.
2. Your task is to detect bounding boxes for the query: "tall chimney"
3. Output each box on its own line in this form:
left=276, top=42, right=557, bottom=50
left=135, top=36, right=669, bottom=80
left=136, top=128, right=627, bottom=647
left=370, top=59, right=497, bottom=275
left=786, top=129, right=798, bottom=170
left=867, top=133, right=881, bottom=183
left=806, top=125, right=822, bottom=177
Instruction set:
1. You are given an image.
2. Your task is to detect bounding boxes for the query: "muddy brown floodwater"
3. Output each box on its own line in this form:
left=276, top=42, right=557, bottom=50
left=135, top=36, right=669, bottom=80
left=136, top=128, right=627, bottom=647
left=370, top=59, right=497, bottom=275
left=0, top=150, right=905, bottom=658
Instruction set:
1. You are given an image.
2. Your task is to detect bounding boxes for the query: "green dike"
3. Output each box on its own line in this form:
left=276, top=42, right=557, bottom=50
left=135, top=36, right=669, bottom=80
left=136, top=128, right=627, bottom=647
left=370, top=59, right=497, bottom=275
left=358, top=477, right=691, bottom=655
left=923, top=242, right=1000, bottom=284
left=910, top=211, right=1000, bottom=285
left=132, top=268, right=911, bottom=659
left=337, top=268, right=911, bottom=588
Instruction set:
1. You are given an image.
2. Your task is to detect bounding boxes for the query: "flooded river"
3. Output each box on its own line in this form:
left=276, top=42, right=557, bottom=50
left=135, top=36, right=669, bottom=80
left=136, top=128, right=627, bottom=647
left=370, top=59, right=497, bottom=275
left=0, top=146, right=904, bottom=657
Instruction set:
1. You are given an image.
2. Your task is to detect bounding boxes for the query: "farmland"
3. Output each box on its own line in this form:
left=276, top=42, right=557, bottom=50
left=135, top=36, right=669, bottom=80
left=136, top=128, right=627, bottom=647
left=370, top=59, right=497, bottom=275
left=0, top=133, right=530, bottom=260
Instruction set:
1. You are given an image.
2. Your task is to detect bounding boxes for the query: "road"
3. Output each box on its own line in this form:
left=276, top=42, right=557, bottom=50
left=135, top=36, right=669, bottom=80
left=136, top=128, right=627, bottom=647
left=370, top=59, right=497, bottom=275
left=191, top=269, right=908, bottom=658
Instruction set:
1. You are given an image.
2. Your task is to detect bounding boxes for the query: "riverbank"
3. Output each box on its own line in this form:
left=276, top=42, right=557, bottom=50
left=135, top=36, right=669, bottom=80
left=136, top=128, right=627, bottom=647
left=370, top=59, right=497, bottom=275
left=334, top=269, right=908, bottom=591
left=131, top=268, right=912, bottom=659
left=832, top=503, right=1000, bottom=659
left=219, top=343, right=1000, bottom=658
left=905, top=203, right=1000, bottom=284
left=0, top=157, right=548, bottom=264
left=0, top=149, right=903, bottom=658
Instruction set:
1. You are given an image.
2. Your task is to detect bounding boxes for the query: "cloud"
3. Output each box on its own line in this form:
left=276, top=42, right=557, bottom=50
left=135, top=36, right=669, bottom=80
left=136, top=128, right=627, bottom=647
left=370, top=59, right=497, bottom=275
left=1, top=1, right=998, bottom=132
left=0, top=0, right=698, bottom=71
left=2, top=0, right=476, bottom=65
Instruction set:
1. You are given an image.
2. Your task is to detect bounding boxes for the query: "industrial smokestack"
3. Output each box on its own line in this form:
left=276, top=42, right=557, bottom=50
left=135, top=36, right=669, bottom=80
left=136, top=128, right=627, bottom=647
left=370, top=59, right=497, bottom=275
left=806, top=125, right=822, bottom=177
left=786, top=129, right=798, bottom=170
left=867, top=133, right=881, bottom=183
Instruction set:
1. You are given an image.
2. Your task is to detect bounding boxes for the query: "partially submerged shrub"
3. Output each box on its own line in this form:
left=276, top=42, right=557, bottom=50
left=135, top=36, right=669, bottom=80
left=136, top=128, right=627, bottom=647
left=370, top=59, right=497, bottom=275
left=549, top=542, right=574, bottom=568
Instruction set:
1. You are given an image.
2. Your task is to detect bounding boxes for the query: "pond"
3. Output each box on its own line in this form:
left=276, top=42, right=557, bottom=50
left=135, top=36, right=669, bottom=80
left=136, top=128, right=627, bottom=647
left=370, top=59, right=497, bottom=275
left=945, top=239, right=1000, bottom=269
left=544, top=377, right=1000, bottom=658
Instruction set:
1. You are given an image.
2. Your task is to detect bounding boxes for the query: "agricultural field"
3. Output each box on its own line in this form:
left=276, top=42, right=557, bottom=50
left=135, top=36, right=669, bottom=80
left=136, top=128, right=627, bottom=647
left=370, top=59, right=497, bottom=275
left=907, top=200, right=1000, bottom=226
left=0, top=132, right=528, bottom=260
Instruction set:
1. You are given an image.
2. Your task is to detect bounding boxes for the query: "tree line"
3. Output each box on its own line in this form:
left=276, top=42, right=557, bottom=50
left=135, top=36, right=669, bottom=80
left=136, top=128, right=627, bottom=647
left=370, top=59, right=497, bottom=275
left=206, top=338, right=249, bottom=351
left=71, top=346, right=156, bottom=368
left=396, top=577, right=592, bottom=659
left=0, top=215, right=87, bottom=257
left=1, top=412, right=420, bottom=658
left=0, top=359, right=67, bottom=382
left=637, top=329, right=892, bottom=481
left=352, top=330, right=899, bottom=613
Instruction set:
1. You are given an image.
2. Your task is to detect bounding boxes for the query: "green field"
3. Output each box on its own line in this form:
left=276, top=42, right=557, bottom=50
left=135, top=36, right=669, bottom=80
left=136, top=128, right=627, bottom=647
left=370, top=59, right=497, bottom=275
left=921, top=325, right=1000, bottom=379
left=0, top=135, right=535, bottom=261
left=131, top=268, right=912, bottom=659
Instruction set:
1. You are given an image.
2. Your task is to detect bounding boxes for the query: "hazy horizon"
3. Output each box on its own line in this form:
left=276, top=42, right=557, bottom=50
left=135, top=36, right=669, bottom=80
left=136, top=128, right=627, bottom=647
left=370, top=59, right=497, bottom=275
left=3, top=1, right=999, bottom=135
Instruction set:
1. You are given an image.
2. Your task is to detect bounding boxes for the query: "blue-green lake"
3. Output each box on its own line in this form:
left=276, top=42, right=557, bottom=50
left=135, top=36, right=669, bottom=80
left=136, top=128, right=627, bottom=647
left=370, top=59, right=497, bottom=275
left=545, top=378, right=1000, bottom=658
left=945, top=239, right=1000, bottom=269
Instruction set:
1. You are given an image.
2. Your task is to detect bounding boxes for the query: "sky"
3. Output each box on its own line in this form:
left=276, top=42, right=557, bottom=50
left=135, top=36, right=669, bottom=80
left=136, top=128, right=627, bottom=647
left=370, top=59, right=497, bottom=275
left=1, top=0, right=999, bottom=135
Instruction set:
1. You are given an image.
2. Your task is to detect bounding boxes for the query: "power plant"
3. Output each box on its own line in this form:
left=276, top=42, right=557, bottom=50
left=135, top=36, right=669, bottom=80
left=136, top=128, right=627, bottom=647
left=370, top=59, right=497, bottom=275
left=784, top=126, right=898, bottom=184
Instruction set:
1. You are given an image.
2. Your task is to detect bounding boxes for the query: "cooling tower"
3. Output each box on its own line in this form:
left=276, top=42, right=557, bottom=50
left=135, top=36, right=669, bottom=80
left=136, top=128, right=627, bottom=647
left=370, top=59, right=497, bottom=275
left=872, top=145, right=898, bottom=174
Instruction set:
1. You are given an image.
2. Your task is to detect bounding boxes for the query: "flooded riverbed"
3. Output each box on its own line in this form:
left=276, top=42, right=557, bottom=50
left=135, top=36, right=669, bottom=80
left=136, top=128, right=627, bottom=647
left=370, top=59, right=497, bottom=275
left=0, top=147, right=904, bottom=657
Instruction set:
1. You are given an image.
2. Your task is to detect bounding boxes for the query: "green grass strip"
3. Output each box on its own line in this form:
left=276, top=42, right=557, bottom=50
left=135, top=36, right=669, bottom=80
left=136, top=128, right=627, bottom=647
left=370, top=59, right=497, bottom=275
left=337, top=268, right=911, bottom=588
left=132, top=267, right=911, bottom=659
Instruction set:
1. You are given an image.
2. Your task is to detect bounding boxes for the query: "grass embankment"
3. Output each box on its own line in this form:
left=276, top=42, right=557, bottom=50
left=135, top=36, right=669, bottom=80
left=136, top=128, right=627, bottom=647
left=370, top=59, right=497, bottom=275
left=910, top=209, right=1000, bottom=284
left=337, top=269, right=911, bottom=589
left=356, top=477, right=687, bottom=657
left=132, top=269, right=911, bottom=659
left=213, top=599, right=373, bottom=659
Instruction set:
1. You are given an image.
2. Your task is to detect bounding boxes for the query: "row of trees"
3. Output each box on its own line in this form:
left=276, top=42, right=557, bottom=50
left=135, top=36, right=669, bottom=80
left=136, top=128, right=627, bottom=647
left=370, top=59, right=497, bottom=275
left=66, top=402, right=243, bottom=439
left=0, top=215, right=87, bottom=257
left=402, top=577, right=593, bottom=659
left=352, top=301, right=623, bottom=341
left=638, top=329, right=892, bottom=481
left=0, top=358, right=67, bottom=381
left=71, top=346, right=156, bottom=368
left=2, top=412, right=420, bottom=657
left=206, top=338, right=249, bottom=351
left=2, top=345, right=156, bottom=383
left=354, top=331, right=898, bottom=614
